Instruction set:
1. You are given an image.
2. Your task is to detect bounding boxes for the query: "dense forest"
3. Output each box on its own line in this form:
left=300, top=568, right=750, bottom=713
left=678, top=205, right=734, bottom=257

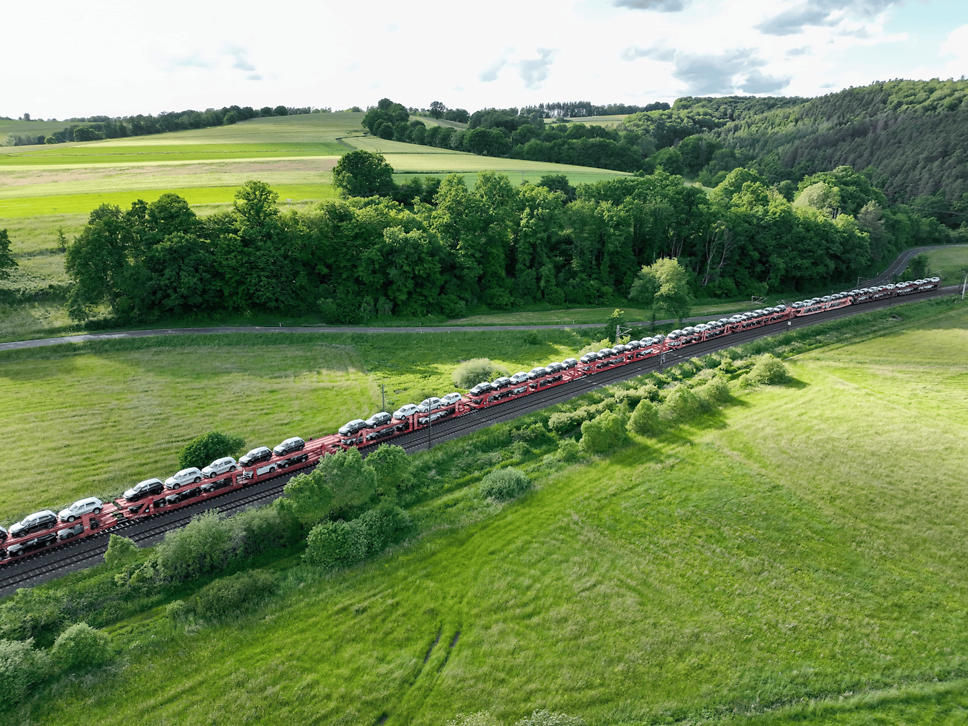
left=362, top=97, right=805, bottom=176
left=63, top=159, right=956, bottom=325
left=713, top=79, right=968, bottom=204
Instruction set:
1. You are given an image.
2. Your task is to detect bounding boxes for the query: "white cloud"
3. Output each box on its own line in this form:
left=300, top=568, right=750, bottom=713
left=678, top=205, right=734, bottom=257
left=0, top=0, right=957, bottom=119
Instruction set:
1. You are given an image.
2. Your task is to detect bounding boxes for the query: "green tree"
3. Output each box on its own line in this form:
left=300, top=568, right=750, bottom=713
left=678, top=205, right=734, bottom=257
left=103, top=535, right=139, bottom=567
left=602, top=308, right=626, bottom=342
left=179, top=431, right=245, bottom=470
left=332, top=150, right=395, bottom=198
left=579, top=410, right=629, bottom=454
left=429, top=101, right=446, bottom=119
left=277, top=468, right=335, bottom=528
left=629, top=257, right=692, bottom=322
left=64, top=204, right=136, bottom=319
left=0, top=229, right=17, bottom=280
left=537, top=174, right=576, bottom=203
left=628, top=399, right=661, bottom=436
left=365, top=444, right=412, bottom=497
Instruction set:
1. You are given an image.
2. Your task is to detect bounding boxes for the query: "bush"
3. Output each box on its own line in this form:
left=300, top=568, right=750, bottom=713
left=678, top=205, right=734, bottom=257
left=555, top=439, right=580, bottom=463
left=351, top=503, right=412, bottom=559
left=640, top=382, right=661, bottom=402
left=628, top=399, right=661, bottom=436
left=155, top=510, right=232, bottom=583
left=746, top=353, right=789, bottom=386
left=104, top=534, right=139, bottom=568
left=579, top=410, right=629, bottom=454
left=191, top=570, right=278, bottom=621
left=695, top=375, right=730, bottom=406
left=660, top=385, right=703, bottom=423
left=511, top=422, right=554, bottom=448
left=166, top=599, right=189, bottom=625
left=51, top=622, right=112, bottom=672
left=179, top=431, right=245, bottom=470
left=0, top=639, right=50, bottom=709
left=305, top=519, right=354, bottom=568
left=452, top=358, right=508, bottom=389
left=479, top=467, right=532, bottom=500
left=305, top=503, right=411, bottom=569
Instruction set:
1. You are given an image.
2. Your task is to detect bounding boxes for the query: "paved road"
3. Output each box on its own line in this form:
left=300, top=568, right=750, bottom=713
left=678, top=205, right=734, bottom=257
left=0, top=245, right=962, bottom=353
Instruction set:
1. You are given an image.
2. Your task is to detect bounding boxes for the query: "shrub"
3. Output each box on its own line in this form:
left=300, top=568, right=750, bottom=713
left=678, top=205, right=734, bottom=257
left=179, top=431, right=245, bottom=470
left=166, top=599, right=189, bottom=625
left=51, top=622, right=112, bottom=672
left=104, top=534, right=139, bottom=568
left=695, top=376, right=730, bottom=406
left=512, top=422, right=554, bottom=448
left=155, top=510, right=232, bottom=583
left=0, top=639, right=50, bottom=709
left=191, top=570, right=278, bottom=621
left=305, top=520, right=354, bottom=568
left=479, top=467, right=532, bottom=500
left=452, top=358, right=508, bottom=389
left=555, top=439, right=580, bottom=463
left=579, top=410, right=629, bottom=454
left=660, top=385, right=703, bottom=423
left=351, top=503, right=412, bottom=558
left=747, top=353, right=789, bottom=385
left=628, top=400, right=661, bottom=436
left=305, top=503, right=411, bottom=569
left=640, top=382, right=661, bottom=402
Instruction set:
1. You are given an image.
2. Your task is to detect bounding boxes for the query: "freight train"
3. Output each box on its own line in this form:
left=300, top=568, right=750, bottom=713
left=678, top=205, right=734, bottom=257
left=0, top=278, right=941, bottom=564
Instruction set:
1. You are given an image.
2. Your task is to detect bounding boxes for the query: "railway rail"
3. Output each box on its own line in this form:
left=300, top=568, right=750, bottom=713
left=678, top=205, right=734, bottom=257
left=0, top=280, right=960, bottom=596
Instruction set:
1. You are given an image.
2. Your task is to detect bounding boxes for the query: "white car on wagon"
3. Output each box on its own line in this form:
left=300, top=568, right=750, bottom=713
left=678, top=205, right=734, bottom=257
left=164, top=467, right=203, bottom=490
left=58, top=497, right=103, bottom=523
left=202, top=457, right=237, bottom=478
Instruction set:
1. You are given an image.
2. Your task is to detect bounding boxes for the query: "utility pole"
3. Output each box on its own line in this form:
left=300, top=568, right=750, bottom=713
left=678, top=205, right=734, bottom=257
left=615, top=323, right=632, bottom=343
left=381, top=384, right=386, bottom=412
left=962, top=273, right=967, bottom=300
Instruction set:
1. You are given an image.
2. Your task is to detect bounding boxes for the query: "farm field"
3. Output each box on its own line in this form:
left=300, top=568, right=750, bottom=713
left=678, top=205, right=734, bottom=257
left=924, top=245, right=968, bottom=284
left=0, top=329, right=585, bottom=523
left=7, top=299, right=968, bottom=725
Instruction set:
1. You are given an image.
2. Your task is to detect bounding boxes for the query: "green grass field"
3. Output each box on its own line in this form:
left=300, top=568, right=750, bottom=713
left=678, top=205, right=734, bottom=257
left=0, top=184, right=338, bottom=218
left=0, top=110, right=628, bottom=340
left=5, top=299, right=967, bottom=725
left=0, top=329, right=586, bottom=522
left=924, top=245, right=968, bottom=284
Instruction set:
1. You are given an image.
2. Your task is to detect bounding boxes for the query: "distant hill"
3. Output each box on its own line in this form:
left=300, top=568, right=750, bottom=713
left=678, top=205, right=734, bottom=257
left=712, top=79, right=968, bottom=203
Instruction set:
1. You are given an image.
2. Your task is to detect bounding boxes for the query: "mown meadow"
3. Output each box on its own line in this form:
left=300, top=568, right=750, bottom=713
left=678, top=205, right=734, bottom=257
left=1, top=297, right=966, bottom=725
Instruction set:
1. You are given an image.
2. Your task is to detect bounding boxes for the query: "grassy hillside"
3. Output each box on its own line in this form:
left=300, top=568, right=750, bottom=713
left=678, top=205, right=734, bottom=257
left=4, top=298, right=967, bottom=725
left=714, top=79, right=968, bottom=202
left=0, top=112, right=629, bottom=341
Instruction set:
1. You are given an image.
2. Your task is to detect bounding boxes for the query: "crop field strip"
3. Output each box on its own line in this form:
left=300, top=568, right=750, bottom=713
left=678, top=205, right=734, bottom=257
left=0, top=285, right=955, bottom=594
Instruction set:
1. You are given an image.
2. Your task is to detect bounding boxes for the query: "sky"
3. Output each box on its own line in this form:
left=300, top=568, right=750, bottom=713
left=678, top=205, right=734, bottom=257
left=3, top=0, right=968, bottom=119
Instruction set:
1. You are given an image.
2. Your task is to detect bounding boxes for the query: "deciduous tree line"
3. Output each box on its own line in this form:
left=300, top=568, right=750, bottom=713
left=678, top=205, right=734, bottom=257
left=64, top=159, right=957, bottom=324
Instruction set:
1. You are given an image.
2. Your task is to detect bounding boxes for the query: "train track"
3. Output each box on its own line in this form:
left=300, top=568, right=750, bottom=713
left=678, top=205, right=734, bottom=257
left=0, top=284, right=960, bottom=596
